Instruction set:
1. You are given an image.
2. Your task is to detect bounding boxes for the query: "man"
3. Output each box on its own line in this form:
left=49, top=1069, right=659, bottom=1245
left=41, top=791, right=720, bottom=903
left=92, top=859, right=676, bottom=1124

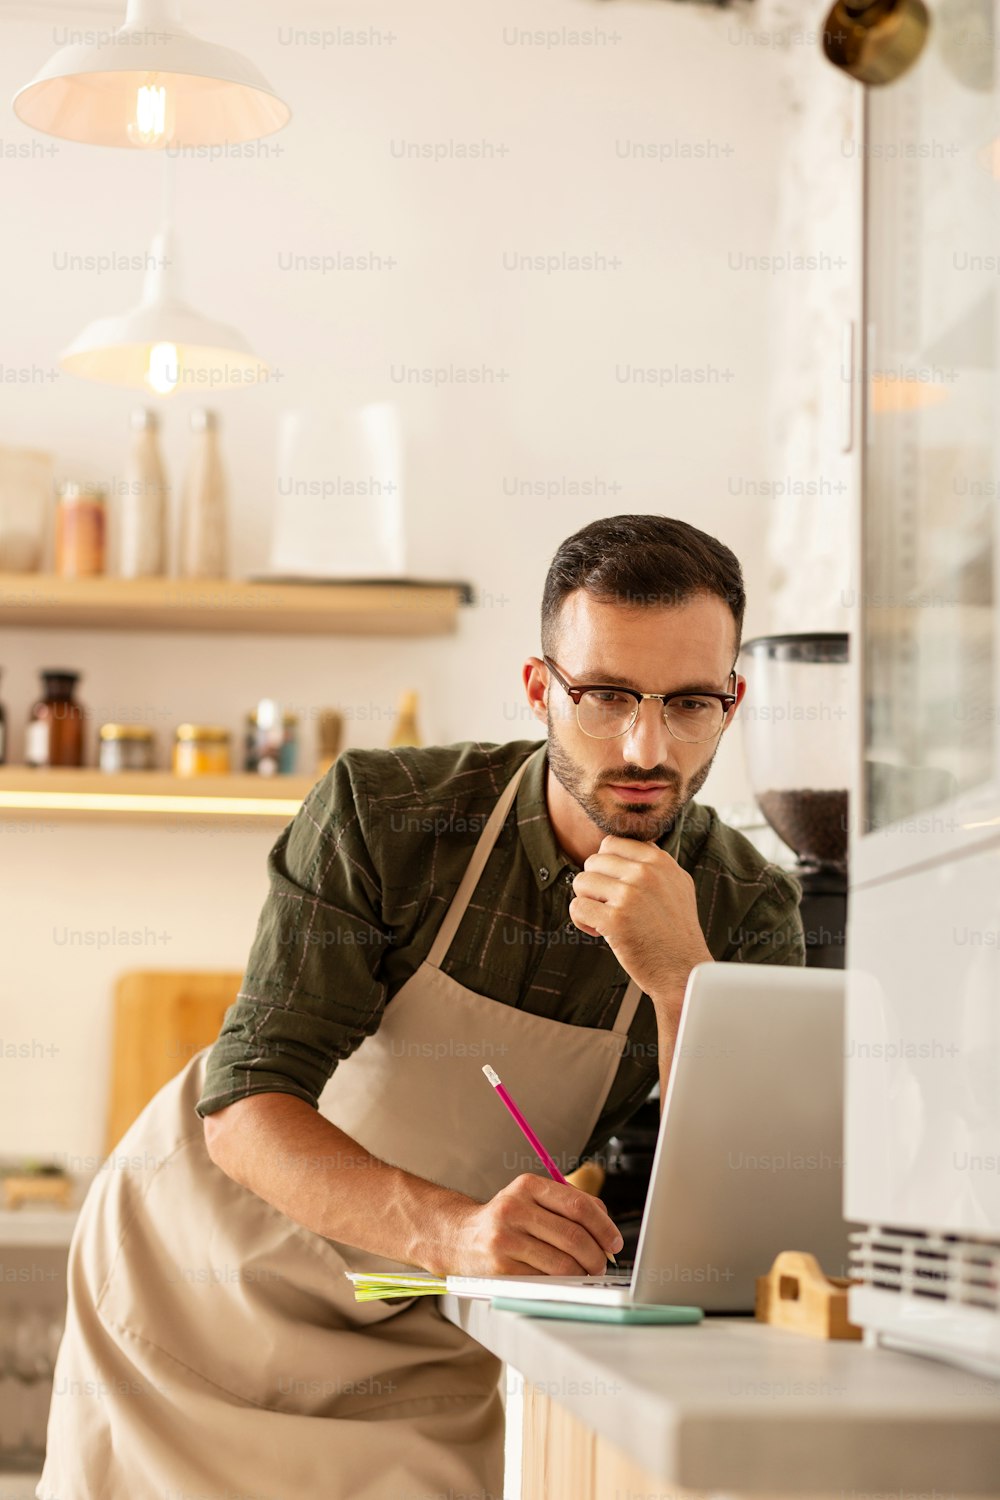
left=40, top=514, right=804, bottom=1500
left=199, top=511, right=804, bottom=1187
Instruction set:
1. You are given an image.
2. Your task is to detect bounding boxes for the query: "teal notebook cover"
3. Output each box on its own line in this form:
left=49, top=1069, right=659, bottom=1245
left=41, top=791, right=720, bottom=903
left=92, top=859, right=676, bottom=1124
left=490, top=1297, right=703, bottom=1324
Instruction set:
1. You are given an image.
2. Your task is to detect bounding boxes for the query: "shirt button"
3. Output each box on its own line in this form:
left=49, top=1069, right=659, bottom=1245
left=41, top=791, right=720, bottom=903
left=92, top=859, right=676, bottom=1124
left=563, top=871, right=574, bottom=886
left=539, top=867, right=550, bottom=882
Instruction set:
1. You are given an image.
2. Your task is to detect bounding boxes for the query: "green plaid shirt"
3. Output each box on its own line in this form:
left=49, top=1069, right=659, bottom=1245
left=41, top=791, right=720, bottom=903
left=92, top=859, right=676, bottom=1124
left=195, top=738, right=805, bottom=1163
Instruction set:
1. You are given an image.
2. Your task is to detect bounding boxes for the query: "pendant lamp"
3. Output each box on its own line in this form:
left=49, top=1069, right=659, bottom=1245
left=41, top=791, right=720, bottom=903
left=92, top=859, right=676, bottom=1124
left=58, top=223, right=268, bottom=394
left=13, top=0, right=290, bottom=149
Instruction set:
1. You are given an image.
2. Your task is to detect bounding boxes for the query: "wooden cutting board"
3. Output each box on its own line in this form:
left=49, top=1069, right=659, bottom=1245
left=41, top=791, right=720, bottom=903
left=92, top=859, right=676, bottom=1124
left=105, top=970, right=244, bottom=1157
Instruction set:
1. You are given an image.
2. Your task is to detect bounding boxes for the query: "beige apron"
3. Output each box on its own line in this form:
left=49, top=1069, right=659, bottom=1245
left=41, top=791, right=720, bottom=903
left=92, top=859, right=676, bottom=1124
left=38, top=743, right=642, bottom=1500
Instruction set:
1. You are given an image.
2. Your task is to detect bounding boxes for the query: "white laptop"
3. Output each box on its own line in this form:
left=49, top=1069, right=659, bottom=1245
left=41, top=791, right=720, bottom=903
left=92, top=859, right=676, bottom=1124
left=384, top=962, right=850, bottom=1313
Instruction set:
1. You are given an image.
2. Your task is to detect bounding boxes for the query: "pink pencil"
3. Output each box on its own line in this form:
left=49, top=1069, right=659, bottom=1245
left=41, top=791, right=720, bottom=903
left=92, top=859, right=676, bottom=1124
left=481, top=1064, right=619, bottom=1267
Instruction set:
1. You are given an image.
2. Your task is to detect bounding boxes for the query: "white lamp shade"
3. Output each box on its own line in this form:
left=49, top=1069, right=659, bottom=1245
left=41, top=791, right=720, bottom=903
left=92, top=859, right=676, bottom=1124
left=12, top=12, right=290, bottom=147
left=58, top=225, right=268, bottom=393
left=59, top=301, right=267, bottom=391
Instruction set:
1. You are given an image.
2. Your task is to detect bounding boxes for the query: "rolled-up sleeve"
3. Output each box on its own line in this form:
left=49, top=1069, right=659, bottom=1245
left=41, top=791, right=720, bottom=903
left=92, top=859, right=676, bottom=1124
left=194, top=752, right=391, bottom=1118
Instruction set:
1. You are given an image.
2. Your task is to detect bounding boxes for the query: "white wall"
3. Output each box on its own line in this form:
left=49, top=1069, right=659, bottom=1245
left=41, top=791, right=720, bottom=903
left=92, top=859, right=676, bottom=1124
left=0, top=0, right=850, bottom=1164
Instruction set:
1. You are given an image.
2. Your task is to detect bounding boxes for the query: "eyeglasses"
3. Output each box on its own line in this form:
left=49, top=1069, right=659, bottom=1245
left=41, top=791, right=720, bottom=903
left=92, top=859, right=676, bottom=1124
left=543, top=655, right=738, bottom=744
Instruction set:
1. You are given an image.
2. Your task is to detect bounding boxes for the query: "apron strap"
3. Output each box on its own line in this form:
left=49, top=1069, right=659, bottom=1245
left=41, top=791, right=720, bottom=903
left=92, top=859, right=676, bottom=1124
left=426, top=744, right=649, bottom=1039
left=426, top=744, right=544, bottom=968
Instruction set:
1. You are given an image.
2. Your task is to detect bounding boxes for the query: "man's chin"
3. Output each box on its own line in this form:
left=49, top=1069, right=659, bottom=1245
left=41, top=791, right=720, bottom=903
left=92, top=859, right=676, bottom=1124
left=596, top=787, right=680, bottom=839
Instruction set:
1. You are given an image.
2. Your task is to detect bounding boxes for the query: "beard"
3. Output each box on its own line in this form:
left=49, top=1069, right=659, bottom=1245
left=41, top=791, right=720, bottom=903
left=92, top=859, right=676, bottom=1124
left=545, top=706, right=718, bottom=843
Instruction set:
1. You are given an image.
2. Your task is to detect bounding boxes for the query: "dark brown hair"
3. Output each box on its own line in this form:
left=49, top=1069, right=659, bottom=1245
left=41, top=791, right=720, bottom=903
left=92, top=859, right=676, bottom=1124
left=541, top=514, right=745, bottom=661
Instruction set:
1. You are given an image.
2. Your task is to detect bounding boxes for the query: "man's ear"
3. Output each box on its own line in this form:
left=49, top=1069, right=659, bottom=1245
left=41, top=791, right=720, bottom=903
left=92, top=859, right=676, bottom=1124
left=723, top=673, right=748, bottom=729
left=522, top=657, right=549, bottom=726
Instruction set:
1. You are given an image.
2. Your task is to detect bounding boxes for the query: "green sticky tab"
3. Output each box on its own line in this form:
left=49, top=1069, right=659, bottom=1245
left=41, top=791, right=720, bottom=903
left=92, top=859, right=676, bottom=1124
left=490, top=1297, right=703, bottom=1324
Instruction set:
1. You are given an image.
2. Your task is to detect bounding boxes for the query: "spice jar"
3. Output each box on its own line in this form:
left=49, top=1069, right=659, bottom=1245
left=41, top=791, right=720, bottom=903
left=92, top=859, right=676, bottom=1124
left=99, top=724, right=156, bottom=773
left=173, top=724, right=231, bottom=777
left=55, top=481, right=106, bottom=577
left=245, top=700, right=298, bottom=775
left=26, top=670, right=86, bottom=767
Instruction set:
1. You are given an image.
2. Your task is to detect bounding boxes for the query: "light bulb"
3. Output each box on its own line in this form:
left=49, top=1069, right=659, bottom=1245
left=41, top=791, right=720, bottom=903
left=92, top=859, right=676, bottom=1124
left=128, top=77, right=169, bottom=148
left=146, top=342, right=179, bottom=395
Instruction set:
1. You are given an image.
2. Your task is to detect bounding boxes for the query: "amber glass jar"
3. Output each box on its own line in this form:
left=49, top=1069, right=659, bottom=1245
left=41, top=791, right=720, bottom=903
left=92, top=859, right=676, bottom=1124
left=26, top=670, right=86, bottom=767
left=173, top=724, right=231, bottom=776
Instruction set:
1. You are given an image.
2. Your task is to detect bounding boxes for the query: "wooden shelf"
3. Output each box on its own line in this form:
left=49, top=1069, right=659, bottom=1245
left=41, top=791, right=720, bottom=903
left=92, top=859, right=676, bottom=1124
left=0, top=767, right=316, bottom=822
left=0, top=573, right=469, bottom=636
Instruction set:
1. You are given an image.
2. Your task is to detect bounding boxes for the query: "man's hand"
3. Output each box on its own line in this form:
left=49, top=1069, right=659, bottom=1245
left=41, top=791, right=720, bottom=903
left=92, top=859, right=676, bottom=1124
left=432, top=1174, right=625, bottom=1277
left=569, top=835, right=712, bottom=1007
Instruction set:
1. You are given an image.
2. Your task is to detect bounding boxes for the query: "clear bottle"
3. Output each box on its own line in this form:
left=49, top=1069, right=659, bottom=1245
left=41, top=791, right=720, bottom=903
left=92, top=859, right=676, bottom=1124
left=119, top=407, right=168, bottom=577
left=25, top=670, right=86, bottom=767
left=178, top=409, right=228, bottom=579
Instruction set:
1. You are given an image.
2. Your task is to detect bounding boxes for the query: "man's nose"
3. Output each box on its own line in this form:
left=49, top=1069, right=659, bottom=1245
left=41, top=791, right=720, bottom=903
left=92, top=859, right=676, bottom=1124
left=620, top=697, right=678, bottom=769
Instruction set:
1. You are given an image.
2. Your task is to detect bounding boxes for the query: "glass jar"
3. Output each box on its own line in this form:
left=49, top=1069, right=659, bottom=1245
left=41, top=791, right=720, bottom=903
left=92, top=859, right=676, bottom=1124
left=98, top=724, right=156, bottom=773
left=54, top=482, right=106, bottom=577
left=26, top=670, right=86, bottom=767
left=244, top=700, right=298, bottom=775
left=173, top=724, right=231, bottom=777
left=739, top=634, right=850, bottom=873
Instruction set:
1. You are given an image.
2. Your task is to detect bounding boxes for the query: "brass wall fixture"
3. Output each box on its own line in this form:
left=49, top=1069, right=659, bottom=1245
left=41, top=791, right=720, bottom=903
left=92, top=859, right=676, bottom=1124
left=822, top=0, right=931, bottom=84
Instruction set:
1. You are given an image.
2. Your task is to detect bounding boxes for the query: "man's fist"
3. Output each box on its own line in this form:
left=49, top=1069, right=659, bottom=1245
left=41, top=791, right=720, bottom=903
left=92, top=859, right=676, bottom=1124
left=569, top=834, right=712, bottom=1005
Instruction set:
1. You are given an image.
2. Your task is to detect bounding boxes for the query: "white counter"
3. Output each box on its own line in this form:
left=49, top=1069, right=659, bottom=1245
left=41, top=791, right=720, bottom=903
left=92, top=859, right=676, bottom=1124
left=441, top=1298, right=1000, bottom=1494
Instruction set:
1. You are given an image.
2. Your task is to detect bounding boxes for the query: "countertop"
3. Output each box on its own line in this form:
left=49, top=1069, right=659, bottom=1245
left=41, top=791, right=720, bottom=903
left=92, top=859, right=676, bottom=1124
left=440, top=1296, right=1000, bottom=1494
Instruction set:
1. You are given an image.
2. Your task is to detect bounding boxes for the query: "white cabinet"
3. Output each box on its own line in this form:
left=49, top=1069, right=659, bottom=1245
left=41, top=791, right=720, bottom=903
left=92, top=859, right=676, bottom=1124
left=846, top=0, right=1000, bottom=1377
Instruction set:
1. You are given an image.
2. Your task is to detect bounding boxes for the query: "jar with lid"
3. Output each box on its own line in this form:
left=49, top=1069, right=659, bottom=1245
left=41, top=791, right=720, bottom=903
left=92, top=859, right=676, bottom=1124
left=173, top=724, right=231, bottom=777
left=55, top=482, right=106, bottom=577
left=26, top=671, right=86, bottom=767
left=98, top=724, right=156, bottom=773
left=245, top=700, right=298, bottom=775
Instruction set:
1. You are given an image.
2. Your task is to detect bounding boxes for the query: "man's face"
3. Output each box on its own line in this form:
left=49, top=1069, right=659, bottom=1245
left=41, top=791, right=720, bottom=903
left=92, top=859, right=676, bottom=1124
left=535, top=590, right=744, bottom=843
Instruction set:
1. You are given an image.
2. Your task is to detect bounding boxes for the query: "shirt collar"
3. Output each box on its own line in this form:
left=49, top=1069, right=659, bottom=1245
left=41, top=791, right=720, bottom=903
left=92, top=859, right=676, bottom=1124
left=515, top=739, right=687, bottom=892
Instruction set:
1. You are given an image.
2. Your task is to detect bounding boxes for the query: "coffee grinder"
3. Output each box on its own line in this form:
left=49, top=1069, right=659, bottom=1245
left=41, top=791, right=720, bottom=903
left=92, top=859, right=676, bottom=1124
left=738, top=633, right=850, bottom=969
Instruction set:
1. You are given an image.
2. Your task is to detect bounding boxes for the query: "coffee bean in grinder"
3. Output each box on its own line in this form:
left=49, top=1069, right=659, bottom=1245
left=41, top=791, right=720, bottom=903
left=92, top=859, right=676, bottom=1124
left=738, top=633, right=850, bottom=969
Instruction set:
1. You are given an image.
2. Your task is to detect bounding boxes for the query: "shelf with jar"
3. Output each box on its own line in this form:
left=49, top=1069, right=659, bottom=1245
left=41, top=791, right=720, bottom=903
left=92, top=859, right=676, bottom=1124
left=0, top=767, right=315, bottom=822
left=0, top=677, right=429, bottom=823
left=0, top=571, right=470, bottom=636
left=0, top=674, right=350, bottom=822
left=0, top=416, right=470, bottom=636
